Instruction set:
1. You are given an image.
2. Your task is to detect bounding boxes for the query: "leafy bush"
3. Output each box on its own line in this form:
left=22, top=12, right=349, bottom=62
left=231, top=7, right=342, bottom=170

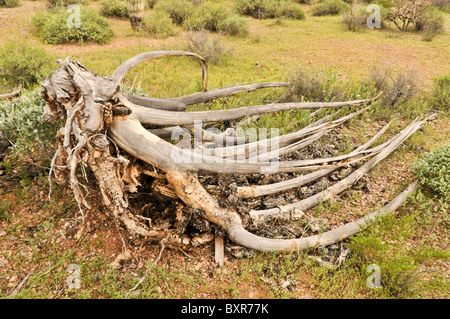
left=430, top=74, right=449, bottom=111
left=265, top=1, right=306, bottom=19
left=0, top=88, right=59, bottom=174
left=0, top=0, right=20, bottom=7
left=99, top=0, right=128, bottom=18
left=154, top=0, right=196, bottom=25
left=217, top=15, right=249, bottom=36
left=412, top=143, right=450, bottom=197
left=32, top=7, right=114, bottom=44
left=47, top=0, right=90, bottom=8
left=236, top=0, right=305, bottom=20
left=185, top=2, right=249, bottom=36
left=311, top=0, right=350, bottom=16
left=236, top=0, right=267, bottom=19
left=415, top=7, right=444, bottom=41
left=0, top=39, right=53, bottom=88
left=184, top=30, right=233, bottom=64
left=185, top=2, right=229, bottom=31
left=141, top=11, right=177, bottom=38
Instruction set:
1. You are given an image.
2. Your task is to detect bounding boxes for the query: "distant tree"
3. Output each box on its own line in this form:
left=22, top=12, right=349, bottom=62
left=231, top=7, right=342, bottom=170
left=391, top=0, right=430, bottom=31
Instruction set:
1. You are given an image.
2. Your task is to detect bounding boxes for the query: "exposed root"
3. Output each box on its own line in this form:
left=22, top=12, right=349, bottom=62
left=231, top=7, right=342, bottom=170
left=41, top=53, right=431, bottom=256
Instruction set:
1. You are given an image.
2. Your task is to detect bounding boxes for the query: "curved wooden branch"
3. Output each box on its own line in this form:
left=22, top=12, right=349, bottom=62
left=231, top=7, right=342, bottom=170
left=112, top=51, right=208, bottom=91
left=173, top=82, right=289, bottom=106
left=226, top=180, right=419, bottom=251
left=237, top=120, right=392, bottom=198
left=131, top=97, right=372, bottom=126
left=0, top=86, right=21, bottom=100
left=249, top=118, right=426, bottom=220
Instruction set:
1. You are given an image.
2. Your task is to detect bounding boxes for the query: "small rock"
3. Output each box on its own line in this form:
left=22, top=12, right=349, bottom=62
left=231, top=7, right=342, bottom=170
left=281, top=280, right=291, bottom=289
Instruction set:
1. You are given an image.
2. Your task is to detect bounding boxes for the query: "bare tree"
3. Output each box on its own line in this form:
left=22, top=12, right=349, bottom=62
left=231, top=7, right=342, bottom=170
left=391, top=0, right=431, bottom=31
left=41, top=52, right=427, bottom=253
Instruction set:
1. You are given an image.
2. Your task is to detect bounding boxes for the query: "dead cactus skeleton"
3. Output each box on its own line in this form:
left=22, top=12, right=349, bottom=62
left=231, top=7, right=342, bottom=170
left=41, top=52, right=427, bottom=252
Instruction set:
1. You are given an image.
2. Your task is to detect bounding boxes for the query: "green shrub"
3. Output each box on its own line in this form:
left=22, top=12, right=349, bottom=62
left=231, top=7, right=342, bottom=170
left=0, top=39, right=53, bottom=88
left=236, top=0, right=305, bottom=20
left=412, top=143, right=450, bottom=197
left=99, top=0, right=128, bottom=18
left=185, top=2, right=248, bottom=36
left=236, top=0, right=267, bottom=19
left=32, top=7, right=114, bottom=44
left=265, top=1, right=306, bottom=20
left=217, top=15, right=249, bottom=36
left=141, top=10, right=177, bottom=38
left=0, top=88, right=59, bottom=174
left=47, top=0, right=89, bottom=8
left=430, top=74, right=449, bottom=111
left=154, top=0, right=196, bottom=25
left=415, top=7, right=444, bottom=41
left=184, top=30, right=233, bottom=64
left=185, top=2, right=229, bottom=32
left=0, top=0, right=20, bottom=7
left=311, top=0, right=350, bottom=16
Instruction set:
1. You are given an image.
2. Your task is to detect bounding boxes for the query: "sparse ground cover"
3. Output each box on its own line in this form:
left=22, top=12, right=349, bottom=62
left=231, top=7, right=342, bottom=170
left=0, top=0, right=448, bottom=299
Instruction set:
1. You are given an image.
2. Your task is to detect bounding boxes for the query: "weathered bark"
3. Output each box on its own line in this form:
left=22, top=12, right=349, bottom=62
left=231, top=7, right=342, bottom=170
left=41, top=52, right=428, bottom=254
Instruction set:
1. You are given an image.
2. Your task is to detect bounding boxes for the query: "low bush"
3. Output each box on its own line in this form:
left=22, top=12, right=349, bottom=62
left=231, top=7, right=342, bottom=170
left=141, top=11, right=177, bottom=38
left=154, top=0, right=196, bottom=25
left=47, top=0, right=89, bottom=8
left=311, top=0, right=350, bottom=16
left=32, top=7, right=114, bottom=44
left=236, top=0, right=305, bottom=20
left=99, top=0, right=128, bottom=18
left=430, top=74, right=449, bottom=111
left=341, top=4, right=390, bottom=31
left=412, top=143, right=450, bottom=197
left=415, top=7, right=444, bottom=41
left=184, top=30, right=233, bottom=64
left=0, top=39, right=53, bottom=88
left=265, top=1, right=306, bottom=19
left=236, top=0, right=267, bottom=19
left=341, top=5, right=367, bottom=31
left=0, top=0, right=20, bottom=7
left=430, top=0, right=450, bottom=12
left=0, top=88, right=59, bottom=175
left=185, top=2, right=249, bottom=36
left=369, top=65, right=420, bottom=107
left=280, top=69, right=346, bottom=102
